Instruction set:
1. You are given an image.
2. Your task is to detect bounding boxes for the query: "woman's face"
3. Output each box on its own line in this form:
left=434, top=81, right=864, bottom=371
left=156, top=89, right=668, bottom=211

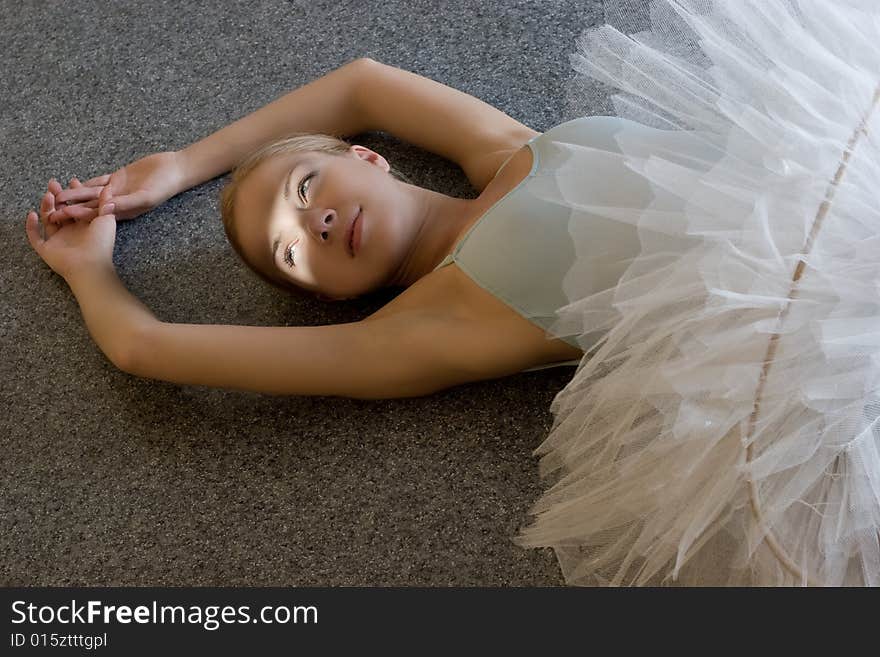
left=234, top=146, right=412, bottom=300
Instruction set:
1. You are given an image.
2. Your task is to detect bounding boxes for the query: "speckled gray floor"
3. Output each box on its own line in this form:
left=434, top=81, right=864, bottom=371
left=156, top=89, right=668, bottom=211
left=2, top=0, right=614, bottom=586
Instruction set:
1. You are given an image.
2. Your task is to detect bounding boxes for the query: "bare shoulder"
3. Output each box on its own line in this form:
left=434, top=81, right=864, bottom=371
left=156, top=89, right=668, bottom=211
left=361, top=136, right=581, bottom=377
left=363, top=265, right=583, bottom=379
left=467, top=130, right=540, bottom=193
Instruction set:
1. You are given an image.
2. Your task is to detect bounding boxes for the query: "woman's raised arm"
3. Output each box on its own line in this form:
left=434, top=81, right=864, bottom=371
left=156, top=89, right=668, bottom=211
left=63, top=261, right=479, bottom=399
left=127, top=312, right=475, bottom=399
left=48, top=58, right=373, bottom=224
left=354, top=60, right=539, bottom=192
left=177, top=57, right=372, bottom=191
left=28, top=181, right=491, bottom=400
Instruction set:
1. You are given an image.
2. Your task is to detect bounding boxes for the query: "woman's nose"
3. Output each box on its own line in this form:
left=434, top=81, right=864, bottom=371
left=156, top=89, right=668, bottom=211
left=308, top=209, right=336, bottom=242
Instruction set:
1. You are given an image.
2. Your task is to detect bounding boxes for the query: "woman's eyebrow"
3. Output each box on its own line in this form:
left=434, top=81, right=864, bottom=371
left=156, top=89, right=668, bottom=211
left=283, top=165, right=298, bottom=201
left=272, top=236, right=281, bottom=264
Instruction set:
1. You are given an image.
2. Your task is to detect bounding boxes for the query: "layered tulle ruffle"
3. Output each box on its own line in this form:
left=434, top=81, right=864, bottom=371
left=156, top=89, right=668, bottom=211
left=514, top=0, right=880, bottom=586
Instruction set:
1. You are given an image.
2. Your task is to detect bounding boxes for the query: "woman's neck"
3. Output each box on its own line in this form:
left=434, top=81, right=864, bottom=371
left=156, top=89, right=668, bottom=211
left=385, top=185, right=481, bottom=288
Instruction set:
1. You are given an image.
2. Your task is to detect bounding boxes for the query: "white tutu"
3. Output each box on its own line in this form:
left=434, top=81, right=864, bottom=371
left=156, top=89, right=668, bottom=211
left=513, top=0, right=880, bottom=586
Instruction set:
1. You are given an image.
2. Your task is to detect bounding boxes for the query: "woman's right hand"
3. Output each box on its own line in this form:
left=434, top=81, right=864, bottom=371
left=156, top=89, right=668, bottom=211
left=46, top=150, right=189, bottom=224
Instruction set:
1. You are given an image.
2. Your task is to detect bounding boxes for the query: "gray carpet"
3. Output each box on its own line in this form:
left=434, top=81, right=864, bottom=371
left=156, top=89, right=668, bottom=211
left=2, top=0, right=614, bottom=586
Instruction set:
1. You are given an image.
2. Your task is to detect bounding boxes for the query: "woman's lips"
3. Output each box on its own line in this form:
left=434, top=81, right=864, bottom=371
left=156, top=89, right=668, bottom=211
left=351, top=209, right=363, bottom=257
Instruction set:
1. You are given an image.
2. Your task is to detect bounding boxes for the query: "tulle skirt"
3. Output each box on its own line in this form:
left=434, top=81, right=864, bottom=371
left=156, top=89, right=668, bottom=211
left=513, top=0, right=880, bottom=586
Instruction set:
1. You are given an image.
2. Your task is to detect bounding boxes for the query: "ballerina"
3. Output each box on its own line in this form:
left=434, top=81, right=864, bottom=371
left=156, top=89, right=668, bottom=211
left=25, top=57, right=586, bottom=401
left=26, top=0, right=880, bottom=587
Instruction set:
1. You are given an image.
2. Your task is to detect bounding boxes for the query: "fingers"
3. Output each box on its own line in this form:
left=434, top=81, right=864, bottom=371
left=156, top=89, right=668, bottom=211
left=53, top=203, right=98, bottom=222
left=48, top=198, right=99, bottom=222
left=39, top=191, right=61, bottom=239
left=47, top=177, right=100, bottom=224
left=48, top=177, right=64, bottom=197
left=25, top=210, right=44, bottom=250
left=97, top=183, right=115, bottom=218
left=44, top=175, right=118, bottom=224
left=47, top=178, right=67, bottom=223
left=54, top=181, right=102, bottom=205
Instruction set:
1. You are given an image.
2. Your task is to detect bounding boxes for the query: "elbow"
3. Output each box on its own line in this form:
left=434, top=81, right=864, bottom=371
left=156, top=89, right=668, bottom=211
left=108, top=345, right=135, bottom=375
left=349, top=57, right=383, bottom=81
left=113, top=322, right=154, bottom=377
left=343, top=57, right=376, bottom=76
left=111, top=339, right=138, bottom=376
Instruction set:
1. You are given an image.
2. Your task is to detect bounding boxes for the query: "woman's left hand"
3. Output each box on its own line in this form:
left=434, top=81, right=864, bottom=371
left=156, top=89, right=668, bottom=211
left=26, top=183, right=118, bottom=282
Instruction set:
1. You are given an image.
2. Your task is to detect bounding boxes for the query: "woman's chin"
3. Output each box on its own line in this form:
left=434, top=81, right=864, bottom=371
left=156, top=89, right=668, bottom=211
left=315, top=291, right=357, bottom=302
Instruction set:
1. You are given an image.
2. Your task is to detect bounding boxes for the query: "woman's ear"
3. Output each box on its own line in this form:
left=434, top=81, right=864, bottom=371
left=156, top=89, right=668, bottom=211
left=349, top=144, right=390, bottom=173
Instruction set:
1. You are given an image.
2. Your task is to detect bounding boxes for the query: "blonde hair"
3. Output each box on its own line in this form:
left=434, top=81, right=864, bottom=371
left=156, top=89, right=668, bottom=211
left=219, top=132, right=411, bottom=297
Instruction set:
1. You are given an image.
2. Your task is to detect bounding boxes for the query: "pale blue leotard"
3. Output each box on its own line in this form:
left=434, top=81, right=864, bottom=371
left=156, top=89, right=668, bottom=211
left=432, top=117, right=598, bottom=373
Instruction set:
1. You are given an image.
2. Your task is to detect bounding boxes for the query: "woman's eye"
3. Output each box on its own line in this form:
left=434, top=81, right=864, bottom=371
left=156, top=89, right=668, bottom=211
left=284, top=242, right=296, bottom=268
left=299, top=172, right=315, bottom=203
